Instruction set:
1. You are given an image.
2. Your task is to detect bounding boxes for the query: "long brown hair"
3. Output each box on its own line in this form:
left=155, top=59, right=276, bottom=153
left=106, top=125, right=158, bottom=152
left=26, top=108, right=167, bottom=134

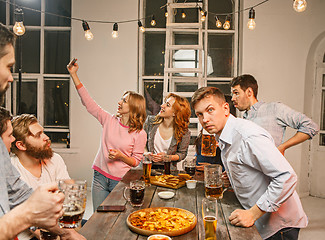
left=124, top=91, right=146, bottom=133
left=154, top=93, right=191, bottom=144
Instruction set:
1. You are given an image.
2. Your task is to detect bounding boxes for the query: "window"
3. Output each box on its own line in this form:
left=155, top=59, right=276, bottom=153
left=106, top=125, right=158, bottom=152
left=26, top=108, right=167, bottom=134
left=139, top=0, right=239, bottom=140
left=2, top=0, right=71, bottom=146
left=320, top=72, right=325, bottom=146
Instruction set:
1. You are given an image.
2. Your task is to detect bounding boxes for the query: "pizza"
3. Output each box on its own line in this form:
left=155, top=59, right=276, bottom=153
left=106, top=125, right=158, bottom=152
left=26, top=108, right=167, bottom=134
left=127, top=207, right=197, bottom=236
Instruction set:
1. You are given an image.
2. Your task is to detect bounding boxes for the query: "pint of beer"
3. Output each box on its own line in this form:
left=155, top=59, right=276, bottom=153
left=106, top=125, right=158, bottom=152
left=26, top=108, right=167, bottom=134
left=202, top=198, right=218, bottom=240
left=123, top=180, right=145, bottom=207
left=58, top=179, right=87, bottom=228
left=201, top=129, right=217, bottom=157
left=162, top=153, right=171, bottom=175
left=204, top=164, right=224, bottom=200
left=143, top=152, right=152, bottom=185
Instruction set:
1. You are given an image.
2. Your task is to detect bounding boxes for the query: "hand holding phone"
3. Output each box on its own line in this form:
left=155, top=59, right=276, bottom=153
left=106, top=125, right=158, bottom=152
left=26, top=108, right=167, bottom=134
left=67, top=58, right=77, bottom=69
left=97, top=205, right=126, bottom=212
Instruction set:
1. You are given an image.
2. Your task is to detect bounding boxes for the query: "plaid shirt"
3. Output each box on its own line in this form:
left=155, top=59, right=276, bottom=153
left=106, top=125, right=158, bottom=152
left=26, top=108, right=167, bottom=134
left=0, top=139, right=32, bottom=216
left=243, top=101, right=319, bottom=147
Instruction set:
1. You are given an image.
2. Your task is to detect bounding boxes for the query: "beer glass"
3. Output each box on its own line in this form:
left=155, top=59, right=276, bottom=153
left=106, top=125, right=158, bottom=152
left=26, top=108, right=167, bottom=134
left=162, top=153, right=171, bottom=175
left=143, top=152, right=152, bottom=186
left=201, top=129, right=217, bottom=157
left=202, top=198, right=218, bottom=240
left=58, top=179, right=87, bottom=228
left=204, top=164, right=224, bottom=200
left=123, top=180, right=145, bottom=207
left=182, top=158, right=196, bottom=176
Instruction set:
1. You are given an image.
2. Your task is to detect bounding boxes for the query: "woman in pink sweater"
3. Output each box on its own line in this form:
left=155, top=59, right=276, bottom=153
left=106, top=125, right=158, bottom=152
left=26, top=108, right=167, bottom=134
left=67, top=62, right=147, bottom=211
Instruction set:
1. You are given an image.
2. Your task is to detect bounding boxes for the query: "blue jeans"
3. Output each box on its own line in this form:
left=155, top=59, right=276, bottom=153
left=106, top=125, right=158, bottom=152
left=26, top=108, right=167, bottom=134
left=266, top=227, right=300, bottom=240
left=92, top=170, right=119, bottom=211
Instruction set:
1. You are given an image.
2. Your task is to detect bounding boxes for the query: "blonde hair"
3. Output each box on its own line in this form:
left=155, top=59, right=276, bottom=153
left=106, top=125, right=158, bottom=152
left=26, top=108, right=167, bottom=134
left=154, top=93, right=191, bottom=144
left=124, top=91, right=146, bottom=133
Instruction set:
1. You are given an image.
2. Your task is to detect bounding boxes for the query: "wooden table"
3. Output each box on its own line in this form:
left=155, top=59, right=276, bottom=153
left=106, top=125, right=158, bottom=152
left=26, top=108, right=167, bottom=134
left=79, top=170, right=262, bottom=240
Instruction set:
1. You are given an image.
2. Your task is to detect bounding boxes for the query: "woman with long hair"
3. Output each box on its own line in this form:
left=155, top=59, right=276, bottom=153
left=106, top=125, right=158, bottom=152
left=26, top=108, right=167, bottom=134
left=67, top=62, right=147, bottom=211
left=144, top=93, right=191, bottom=170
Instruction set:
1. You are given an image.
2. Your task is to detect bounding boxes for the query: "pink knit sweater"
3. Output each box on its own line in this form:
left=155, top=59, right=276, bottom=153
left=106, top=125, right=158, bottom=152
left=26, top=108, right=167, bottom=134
left=77, top=84, right=147, bottom=180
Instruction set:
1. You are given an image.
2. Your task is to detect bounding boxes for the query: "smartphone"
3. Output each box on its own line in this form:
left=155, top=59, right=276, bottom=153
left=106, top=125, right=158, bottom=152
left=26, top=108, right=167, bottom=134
left=97, top=205, right=126, bottom=212
left=67, top=58, right=77, bottom=69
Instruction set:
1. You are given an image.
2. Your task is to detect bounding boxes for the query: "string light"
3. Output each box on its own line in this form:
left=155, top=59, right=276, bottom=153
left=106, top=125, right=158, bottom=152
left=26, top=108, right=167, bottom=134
left=112, top=23, right=118, bottom=38
left=13, top=8, right=25, bottom=36
left=223, top=16, right=230, bottom=30
left=82, top=21, right=94, bottom=40
left=181, top=10, right=186, bottom=19
left=247, top=8, right=256, bottom=30
left=138, top=20, right=145, bottom=33
left=201, top=11, right=207, bottom=22
left=199, top=7, right=205, bottom=16
left=215, top=16, right=222, bottom=28
left=165, top=9, right=168, bottom=17
left=293, top=0, right=307, bottom=12
left=151, top=15, right=156, bottom=26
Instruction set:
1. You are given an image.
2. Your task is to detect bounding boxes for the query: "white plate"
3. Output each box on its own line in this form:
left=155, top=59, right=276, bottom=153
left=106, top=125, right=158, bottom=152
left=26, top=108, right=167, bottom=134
left=158, top=191, right=175, bottom=199
left=147, top=234, right=172, bottom=240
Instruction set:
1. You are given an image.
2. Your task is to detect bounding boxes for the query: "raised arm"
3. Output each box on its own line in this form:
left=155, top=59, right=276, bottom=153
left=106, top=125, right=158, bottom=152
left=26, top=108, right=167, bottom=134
left=67, top=60, right=81, bottom=87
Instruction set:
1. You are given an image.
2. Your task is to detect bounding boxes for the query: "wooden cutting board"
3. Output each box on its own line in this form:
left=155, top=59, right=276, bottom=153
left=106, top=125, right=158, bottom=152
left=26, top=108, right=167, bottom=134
left=126, top=207, right=197, bottom=237
left=149, top=176, right=186, bottom=189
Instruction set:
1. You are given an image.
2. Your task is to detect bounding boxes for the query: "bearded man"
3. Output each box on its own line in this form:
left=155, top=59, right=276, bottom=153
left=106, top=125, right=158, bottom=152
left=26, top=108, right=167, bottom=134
left=11, top=114, right=70, bottom=190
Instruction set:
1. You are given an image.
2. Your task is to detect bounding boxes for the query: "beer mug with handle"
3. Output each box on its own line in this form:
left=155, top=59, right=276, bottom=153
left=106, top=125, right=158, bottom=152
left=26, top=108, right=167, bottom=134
left=204, top=164, right=226, bottom=200
left=58, top=179, right=87, bottom=228
left=201, top=129, right=217, bottom=157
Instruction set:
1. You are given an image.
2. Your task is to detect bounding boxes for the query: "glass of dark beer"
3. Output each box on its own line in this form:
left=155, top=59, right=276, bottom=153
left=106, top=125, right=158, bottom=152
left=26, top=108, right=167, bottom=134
left=58, top=179, right=87, bottom=228
left=204, top=164, right=225, bottom=200
left=183, top=158, right=196, bottom=176
left=123, top=180, right=145, bottom=207
left=162, top=153, right=171, bottom=175
left=143, top=152, right=152, bottom=186
left=201, top=129, right=217, bottom=157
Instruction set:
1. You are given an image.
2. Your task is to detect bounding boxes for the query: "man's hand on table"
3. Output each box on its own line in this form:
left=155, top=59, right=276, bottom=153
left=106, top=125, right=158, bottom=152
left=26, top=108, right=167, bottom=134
left=229, top=205, right=265, bottom=227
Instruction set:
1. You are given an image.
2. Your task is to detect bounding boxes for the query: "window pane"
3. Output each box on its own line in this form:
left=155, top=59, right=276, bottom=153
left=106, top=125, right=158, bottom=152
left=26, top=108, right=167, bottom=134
left=174, top=8, right=198, bottom=24
left=44, top=31, right=70, bottom=74
left=10, top=0, right=41, bottom=26
left=45, top=132, right=69, bottom=145
left=321, top=90, right=325, bottom=130
left=144, top=0, right=166, bottom=28
left=144, top=32, right=165, bottom=76
left=208, top=34, right=233, bottom=77
left=45, top=0, right=71, bottom=26
left=208, top=0, right=233, bottom=29
left=322, top=74, right=325, bottom=87
left=15, top=30, right=40, bottom=73
left=44, top=79, right=69, bottom=127
left=16, top=80, right=37, bottom=115
left=320, top=134, right=325, bottom=146
left=0, top=1, right=5, bottom=24
left=143, top=80, right=163, bottom=115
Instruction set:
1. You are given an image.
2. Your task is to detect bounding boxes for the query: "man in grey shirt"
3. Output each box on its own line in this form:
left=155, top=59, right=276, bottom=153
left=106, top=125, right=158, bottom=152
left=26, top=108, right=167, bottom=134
left=230, top=74, right=319, bottom=155
left=191, top=87, right=307, bottom=240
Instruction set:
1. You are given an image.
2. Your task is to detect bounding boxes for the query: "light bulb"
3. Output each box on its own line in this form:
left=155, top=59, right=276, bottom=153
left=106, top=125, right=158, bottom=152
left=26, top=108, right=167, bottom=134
left=165, top=10, right=168, bottom=17
left=84, top=30, right=94, bottom=40
left=199, top=7, right=204, bottom=16
left=151, top=16, right=156, bottom=26
left=223, top=20, right=230, bottom=30
left=112, top=23, right=118, bottom=38
left=201, top=12, right=206, bottom=22
left=138, top=20, right=145, bottom=33
left=293, top=0, right=307, bottom=12
left=247, top=8, right=256, bottom=30
left=181, top=10, right=186, bottom=19
left=247, top=19, right=256, bottom=30
left=13, top=21, right=25, bottom=36
left=82, top=21, right=93, bottom=40
left=216, top=17, right=222, bottom=28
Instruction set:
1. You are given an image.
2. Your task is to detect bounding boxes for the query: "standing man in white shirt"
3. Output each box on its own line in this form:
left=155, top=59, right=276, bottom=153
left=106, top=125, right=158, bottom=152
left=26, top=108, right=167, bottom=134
left=11, top=114, right=70, bottom=190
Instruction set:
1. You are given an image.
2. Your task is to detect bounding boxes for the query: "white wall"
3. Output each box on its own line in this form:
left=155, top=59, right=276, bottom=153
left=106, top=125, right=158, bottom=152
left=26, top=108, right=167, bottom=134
left=63, top=0, right=325, bottom=195
left=241, top=0, right=325, bottom=196
left=60, top=0, right=139, bottom=185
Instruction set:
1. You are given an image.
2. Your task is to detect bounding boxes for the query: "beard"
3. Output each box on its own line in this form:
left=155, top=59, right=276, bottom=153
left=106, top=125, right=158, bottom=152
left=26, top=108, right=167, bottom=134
left=25, top=140, right=53, bottom=160
left=0, top=84, right=9, bottom=105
